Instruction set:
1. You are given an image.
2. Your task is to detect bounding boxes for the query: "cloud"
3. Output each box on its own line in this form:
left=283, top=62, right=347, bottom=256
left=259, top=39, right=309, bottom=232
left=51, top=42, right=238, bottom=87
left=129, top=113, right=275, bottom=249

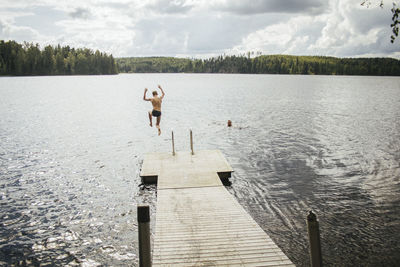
left=228, top=15, right=324, bottom=55
left=311, top=0, right=396, bottom=57
left=124, top=10, right=287, bottom=57
left=54, top=9, right=136, bottom=55
left=68, top=7, right=91, bottom=19
left=0, top=18, right=43, bottom=43
left=0, top=9, right=34, bottom=24
left=0, top=0, right=398, bottom=58
left=210, top=0, right=328, bottom=15
left=227, top=0, right=400, bottom=58
left=145, top=0, right=194, bottom=14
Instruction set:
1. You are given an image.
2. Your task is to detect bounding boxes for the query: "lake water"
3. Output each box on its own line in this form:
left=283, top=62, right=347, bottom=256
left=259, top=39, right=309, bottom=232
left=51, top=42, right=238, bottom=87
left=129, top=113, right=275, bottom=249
left=1, top=74, right=400, bottom=266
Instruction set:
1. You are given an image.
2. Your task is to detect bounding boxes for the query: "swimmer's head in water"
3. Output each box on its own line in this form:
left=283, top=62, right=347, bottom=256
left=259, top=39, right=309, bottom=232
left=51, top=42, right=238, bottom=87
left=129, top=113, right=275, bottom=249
left=152, top=91, right=158, bottom=96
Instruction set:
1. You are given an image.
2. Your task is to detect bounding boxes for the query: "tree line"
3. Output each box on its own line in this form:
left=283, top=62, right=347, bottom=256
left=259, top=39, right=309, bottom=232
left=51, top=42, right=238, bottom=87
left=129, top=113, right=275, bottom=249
left=2, top=39, right=399, bottom=76
left=116, top=55, right=400, bottom=76
left=0, top=40, right=118, bottom=76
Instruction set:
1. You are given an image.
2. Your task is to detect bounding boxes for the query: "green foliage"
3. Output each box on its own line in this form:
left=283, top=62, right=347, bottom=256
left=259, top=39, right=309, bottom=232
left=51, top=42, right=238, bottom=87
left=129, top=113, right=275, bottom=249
left=0, top=40, right=118, bottom=76
left=117, top=57, right=193, bottom=73
left=391, top=3, right=400, bottom=43
left=361, top=1, right=400, bottom=43
left=116, top=55, right=400, bottom=76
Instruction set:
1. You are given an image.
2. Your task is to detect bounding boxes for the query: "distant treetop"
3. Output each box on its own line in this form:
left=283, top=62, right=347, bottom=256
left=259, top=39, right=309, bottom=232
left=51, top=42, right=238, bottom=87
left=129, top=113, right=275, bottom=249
left=116, top=55, right=400, bottom=76
left=0, top=40, right=118, bottom=76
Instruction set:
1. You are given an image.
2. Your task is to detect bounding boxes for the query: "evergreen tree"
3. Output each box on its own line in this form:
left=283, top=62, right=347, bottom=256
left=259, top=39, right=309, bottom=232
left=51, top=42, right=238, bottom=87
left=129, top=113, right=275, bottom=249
left=115, top=54, right=400, bottom=76
left=0, top=40, right=118, bottom=76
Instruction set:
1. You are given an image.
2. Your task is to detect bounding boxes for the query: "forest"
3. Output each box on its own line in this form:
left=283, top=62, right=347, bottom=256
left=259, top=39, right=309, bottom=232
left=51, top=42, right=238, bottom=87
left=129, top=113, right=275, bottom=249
left=0, top=40, right=118, bottom=76
left=117, top=54, right=400, bottom=76
left=2, top=39, right=400, bottom=76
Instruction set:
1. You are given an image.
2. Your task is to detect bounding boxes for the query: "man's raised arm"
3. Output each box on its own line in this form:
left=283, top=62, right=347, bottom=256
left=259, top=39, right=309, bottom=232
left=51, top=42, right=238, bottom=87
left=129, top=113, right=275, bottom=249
left=158, top=85, right=165, bottom=99
left=143, top=88, right=150, bottom=101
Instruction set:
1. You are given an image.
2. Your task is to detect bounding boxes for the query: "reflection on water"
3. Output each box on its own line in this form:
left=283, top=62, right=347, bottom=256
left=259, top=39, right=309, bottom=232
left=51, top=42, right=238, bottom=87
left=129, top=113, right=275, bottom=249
left=1, top=74, right=400, bottom=266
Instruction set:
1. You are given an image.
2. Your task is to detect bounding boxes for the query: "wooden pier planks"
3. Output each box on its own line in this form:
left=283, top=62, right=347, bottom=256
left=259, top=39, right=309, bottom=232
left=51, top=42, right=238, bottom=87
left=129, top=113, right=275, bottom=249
left=140, top=150, right=232, bottom=189
left=140, top=150, right=294, bottom=266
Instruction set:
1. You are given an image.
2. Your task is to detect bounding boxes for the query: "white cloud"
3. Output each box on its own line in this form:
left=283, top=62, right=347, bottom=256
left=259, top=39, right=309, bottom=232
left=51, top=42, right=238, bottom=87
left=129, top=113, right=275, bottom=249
left=228, top=15, right=321, bottom=55
left=0, top=0, right=399, bottom=58
left=311, top=0, right=397, bottom=57
left=0, top=9, right=44, bottom=44
left=145, top=0, right=195, bottom=14
left=209, top=0, right=328, bottom=15
left=231, top=23, right=292, bottom=53
left=227, top=0, right=400, bottom=58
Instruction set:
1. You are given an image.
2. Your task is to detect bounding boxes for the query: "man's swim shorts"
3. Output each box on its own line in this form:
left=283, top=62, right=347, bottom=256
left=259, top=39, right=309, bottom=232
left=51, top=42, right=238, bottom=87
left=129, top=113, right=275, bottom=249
left=152, top=110, right=161, bottom=117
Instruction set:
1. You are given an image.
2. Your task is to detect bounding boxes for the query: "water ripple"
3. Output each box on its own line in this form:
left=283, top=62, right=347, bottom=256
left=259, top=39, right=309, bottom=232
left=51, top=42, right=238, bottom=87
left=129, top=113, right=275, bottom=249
left=1, top=74, right=400, bottom=266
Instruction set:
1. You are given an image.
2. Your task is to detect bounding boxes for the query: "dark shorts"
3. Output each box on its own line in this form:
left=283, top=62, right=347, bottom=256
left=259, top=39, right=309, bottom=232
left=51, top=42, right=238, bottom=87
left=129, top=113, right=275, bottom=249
left=152, top=110, right=161, bottom=117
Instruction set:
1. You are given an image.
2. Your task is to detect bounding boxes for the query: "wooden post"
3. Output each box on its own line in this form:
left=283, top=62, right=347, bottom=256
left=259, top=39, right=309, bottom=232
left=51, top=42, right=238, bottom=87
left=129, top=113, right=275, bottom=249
left=307, top=210, right=322, bottom=267
left=190, top=129, right=194, bottom=155
left=138, top=205, right=151, bottom=267
left=172, top=130, right=175, bottom=156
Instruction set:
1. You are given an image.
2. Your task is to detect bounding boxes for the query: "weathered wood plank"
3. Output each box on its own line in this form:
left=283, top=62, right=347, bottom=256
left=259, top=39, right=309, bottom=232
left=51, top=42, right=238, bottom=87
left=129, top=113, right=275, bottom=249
left=140, top=150, right=233, bottom=188
left=140, top=149, right=294, bottom=266
left=153, top=187, right=294, bottom=266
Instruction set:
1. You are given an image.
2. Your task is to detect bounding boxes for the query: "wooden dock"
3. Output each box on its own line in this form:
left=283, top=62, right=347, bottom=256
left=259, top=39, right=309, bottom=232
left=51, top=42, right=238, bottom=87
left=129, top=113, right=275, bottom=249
left=140, top=150, right=294, bottom=266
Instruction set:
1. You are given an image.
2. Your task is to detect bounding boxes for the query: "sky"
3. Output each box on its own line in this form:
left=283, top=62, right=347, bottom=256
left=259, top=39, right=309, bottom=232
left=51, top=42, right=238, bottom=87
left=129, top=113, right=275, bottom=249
left=1, top=0, right=400, bottom=58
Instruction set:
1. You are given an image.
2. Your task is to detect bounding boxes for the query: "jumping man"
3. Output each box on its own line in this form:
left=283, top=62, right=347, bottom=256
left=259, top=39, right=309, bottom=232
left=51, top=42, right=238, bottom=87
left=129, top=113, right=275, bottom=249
left=143, top=85, right=165, bottom=135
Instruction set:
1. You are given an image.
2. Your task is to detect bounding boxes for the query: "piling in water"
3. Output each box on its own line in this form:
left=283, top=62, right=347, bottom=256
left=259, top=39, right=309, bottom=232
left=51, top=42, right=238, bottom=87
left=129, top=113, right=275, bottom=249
left=307, top=210, right=322, bottom=267
left=138, top=205, right=151, bottom=267
left=190, top=129, right=194, bottom=155
left=172, top=130, right=175, bottom=156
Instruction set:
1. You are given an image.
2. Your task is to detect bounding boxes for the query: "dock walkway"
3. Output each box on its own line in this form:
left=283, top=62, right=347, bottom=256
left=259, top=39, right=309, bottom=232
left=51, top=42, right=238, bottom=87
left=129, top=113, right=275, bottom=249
left=140, top=150, right=294, bottom=266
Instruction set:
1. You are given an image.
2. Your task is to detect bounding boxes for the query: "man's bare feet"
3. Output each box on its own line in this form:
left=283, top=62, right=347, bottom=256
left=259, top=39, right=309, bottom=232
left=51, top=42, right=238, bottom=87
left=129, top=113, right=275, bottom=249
left=158, top=128, right=161, bottom=135
left=150, top=122, right=152, bottom=127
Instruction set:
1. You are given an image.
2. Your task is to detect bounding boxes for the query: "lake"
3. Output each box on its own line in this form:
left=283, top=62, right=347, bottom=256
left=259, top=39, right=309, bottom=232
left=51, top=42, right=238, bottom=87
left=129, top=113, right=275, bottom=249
left=1, top=74, right=400, bottom=266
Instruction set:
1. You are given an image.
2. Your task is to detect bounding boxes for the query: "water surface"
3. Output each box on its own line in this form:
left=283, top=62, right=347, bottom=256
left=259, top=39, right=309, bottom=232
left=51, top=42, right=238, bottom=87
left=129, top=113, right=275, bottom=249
left=1, top=74, right=400, bottom=266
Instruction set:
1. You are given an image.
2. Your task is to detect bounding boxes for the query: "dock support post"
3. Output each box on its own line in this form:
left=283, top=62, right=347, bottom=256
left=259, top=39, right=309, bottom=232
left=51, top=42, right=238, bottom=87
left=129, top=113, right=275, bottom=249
left=138, top=205, right=151, bottom=267
left=190, top=129, right=194, bottom=155
left=172, top=130, right=175, bottom=156
left=307, top=210, right=322, bottom=267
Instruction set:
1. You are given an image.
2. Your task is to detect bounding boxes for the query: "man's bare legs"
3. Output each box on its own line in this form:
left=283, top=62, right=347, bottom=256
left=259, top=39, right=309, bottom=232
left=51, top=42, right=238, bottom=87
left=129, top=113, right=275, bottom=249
left=148, top=111, right=153, bottom=127
left=148, top=111, right=161, bottom=135
left=156, top=116, right=161, bottom=135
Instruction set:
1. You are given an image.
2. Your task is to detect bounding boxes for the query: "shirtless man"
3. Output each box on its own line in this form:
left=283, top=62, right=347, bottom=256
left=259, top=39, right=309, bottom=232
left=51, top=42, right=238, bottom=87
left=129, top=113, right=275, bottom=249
left=143, top=85, right=165, bottom=135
